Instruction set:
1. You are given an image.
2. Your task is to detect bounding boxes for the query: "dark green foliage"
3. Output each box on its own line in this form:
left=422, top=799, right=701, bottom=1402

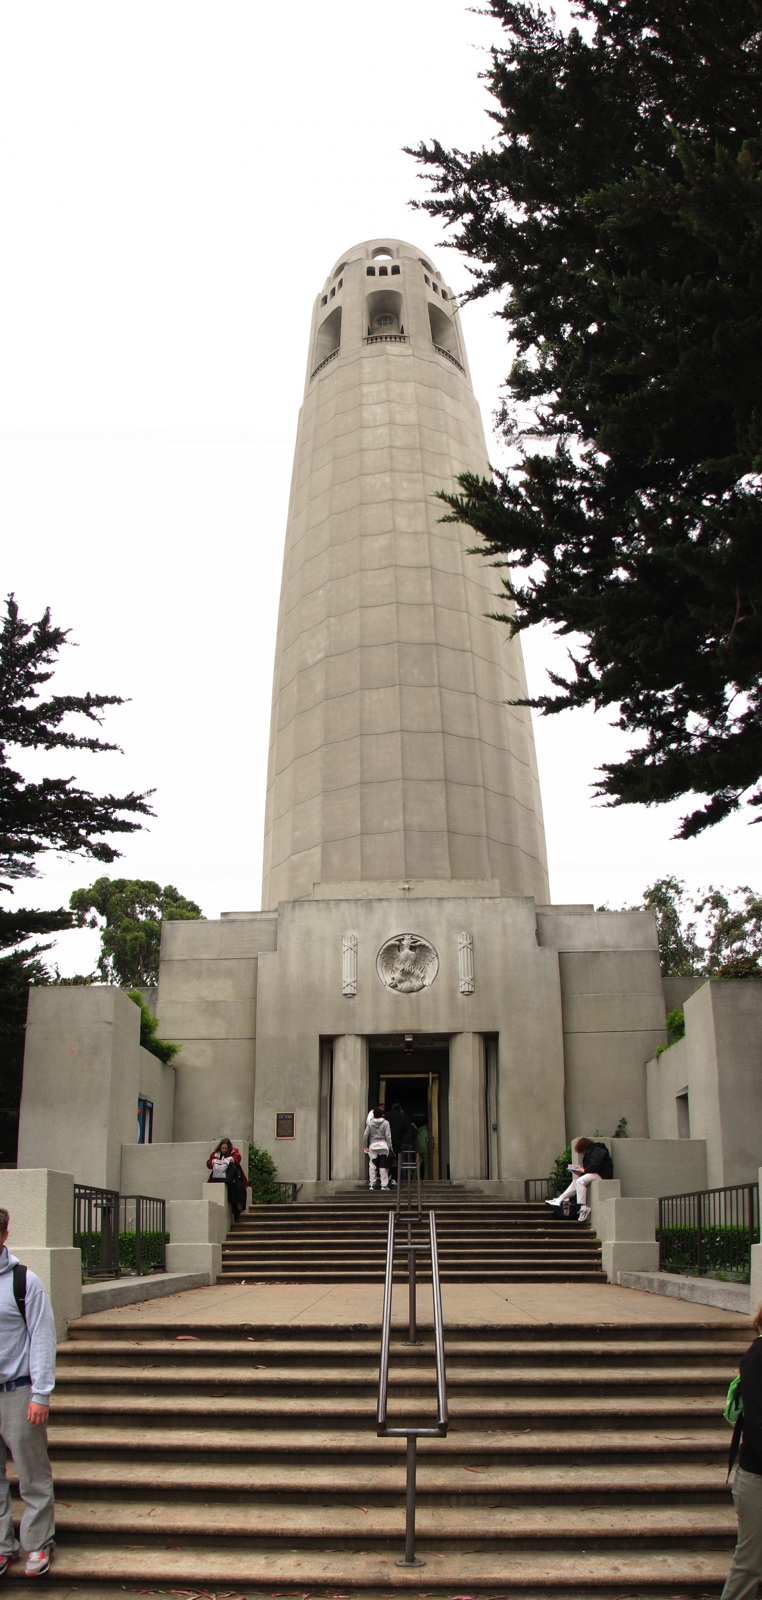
left=659, top=1223, right=759, bottom=1281
left=126, top=991, right=180, bottom=1065
left=76, top=1230, right=169, bottom=1280
left=71, top=877, right=203, bottom=988
left=0, top=594, right=152, bottom=1158
left=0, top=949, right=50, bottom=1162
left=547, top=1144, right=572, bottom=1197
left=654, top=1007, right=686, bottom=1058
left=248, top=1143, right=283, bottom=1205
left=409, top=2, right=762, bottom=836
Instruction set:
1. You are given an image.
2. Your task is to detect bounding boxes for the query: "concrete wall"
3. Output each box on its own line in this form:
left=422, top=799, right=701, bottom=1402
left=647, top=979, right=762, bottom=1187
left=19, top=987, right=163, bottom=1190
left=119, top=1139, right=249, bottom=1202
left=609, top=1137, right=707, bottom=1198
left=538, top=909, right=666, bottom=1138
left=156, top=915, right=277, bottom=1143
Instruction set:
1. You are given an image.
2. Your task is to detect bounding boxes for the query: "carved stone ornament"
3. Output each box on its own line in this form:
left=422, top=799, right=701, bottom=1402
left=342, top=932, right=358, bottom=997
left=376, top=933, right=439, bottom=994
left=458, top=931, right=474, bottom=994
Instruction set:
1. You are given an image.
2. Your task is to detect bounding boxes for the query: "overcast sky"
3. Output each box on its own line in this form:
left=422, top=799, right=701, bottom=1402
left=1, top=0, right=756, bottom=976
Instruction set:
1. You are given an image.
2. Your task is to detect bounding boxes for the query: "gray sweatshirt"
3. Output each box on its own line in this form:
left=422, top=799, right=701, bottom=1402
left=0, top=1248, right=57, bottom=1404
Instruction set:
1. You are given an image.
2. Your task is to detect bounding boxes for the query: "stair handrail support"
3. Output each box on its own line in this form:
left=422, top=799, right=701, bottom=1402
left=376, top=1204, right=449, bottom=1568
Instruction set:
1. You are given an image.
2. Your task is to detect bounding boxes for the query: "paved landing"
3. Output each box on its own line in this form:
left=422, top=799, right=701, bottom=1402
left=68, top=1277, right=749, bottom=1332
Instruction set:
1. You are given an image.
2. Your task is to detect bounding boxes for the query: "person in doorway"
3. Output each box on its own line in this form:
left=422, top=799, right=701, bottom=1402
left=364, top=1108, right=392, bottom=1192
left=545, top=1137, right=613, bottom=1221
left=721, top=1301, right=762, bottom=1600
left=206, top=1138, right=248, bottom=1221
left=0, top=1207, right=57, bottom=1578
left=387, top=1103, right=407, bottom=1188
left=415, top=1120, right=429, bottom=1180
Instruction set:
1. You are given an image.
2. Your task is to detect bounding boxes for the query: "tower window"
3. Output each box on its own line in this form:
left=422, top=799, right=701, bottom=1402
left=366, top=266, right=376, bottom=276
left=424, top=274, right=430, bottom=285
left=312, top=305, right=342, bottom=374
left=428, top=302, right=463, bottom=366
left=441, top=289, right=448, bottom=299
left=333, top=262, right=347, bottom=279
left=338, top=278, right=343, bottom=288
left=391, top=265, right=400, bottom=275
left=379, top=265, right=388, bottom=276
left=432, top=281, right=439, bottom=293
left=321, top=295, right=327, bottom=306
left=330, top=287, right=335, bottom=298
left=372, top=247, right=394, bottom=260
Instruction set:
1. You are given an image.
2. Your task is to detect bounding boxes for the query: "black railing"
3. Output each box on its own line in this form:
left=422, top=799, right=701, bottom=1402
left=377, top=1205, right=448, bottom=1568
left=74, top=1185, right=167, bottom=1280
left=525, top=1177, right=552, bottom=1202
left=74, top=1184, right=120, bottom=1279
left=119, top=1194, right=167, bottom=1274
left=659, top=1183, right=760, bottom=1280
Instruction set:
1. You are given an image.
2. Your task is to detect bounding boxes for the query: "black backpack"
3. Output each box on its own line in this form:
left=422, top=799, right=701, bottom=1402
left=12, top=1262, right=27, bottom=1324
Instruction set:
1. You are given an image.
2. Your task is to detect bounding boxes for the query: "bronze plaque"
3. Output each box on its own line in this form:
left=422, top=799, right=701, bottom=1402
left=276, top=1112, right=295, bottom=1139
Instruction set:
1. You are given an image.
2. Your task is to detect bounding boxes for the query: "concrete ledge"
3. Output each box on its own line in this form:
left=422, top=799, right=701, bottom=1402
left=617, top=1268, right=751, bottom=1315
left=80, top=1271, right=212, bottom=1316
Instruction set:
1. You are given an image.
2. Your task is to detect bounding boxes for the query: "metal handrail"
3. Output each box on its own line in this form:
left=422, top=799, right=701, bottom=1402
left=396, top=1148, right=422, bottom=1219
left=377, top=1207, right=448, bottom=1567
left=658, top=1182, right=759, bottom=1276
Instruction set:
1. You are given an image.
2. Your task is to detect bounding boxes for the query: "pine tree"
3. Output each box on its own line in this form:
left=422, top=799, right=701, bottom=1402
left=409, top=0, right=762, bottom=837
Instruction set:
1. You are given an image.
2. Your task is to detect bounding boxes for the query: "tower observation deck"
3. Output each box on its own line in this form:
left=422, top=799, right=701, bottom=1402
left=262, top=239, right=550, bottom=908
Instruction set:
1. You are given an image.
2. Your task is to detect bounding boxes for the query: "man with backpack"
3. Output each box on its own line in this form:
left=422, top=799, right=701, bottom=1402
left=0, top=1208, right=57, bottom=1577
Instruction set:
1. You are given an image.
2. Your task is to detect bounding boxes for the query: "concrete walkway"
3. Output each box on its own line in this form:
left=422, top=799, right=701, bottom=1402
left=68, top=1277, right=751, bottom=1332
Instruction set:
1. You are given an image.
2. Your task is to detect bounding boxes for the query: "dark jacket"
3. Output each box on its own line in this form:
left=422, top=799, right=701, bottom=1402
left=582, top=1142, right=613, bottom=1179
left=739, top=1336, right=762, bottom=1475
left=388, top=1106, right=407, bottom=1152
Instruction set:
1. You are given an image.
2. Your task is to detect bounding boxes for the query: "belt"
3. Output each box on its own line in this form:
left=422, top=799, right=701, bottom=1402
left=0, top=1378, right=30, bottom=1393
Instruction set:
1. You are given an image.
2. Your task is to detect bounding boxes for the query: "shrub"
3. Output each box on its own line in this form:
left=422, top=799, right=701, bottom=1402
left=547, top=1145, right=572, bottom=1198
left=248, top=1143, right=283, bottom=1205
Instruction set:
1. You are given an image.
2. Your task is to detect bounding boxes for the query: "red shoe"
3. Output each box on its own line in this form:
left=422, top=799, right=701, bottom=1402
left=24, top=1547, right=53, bottom=1577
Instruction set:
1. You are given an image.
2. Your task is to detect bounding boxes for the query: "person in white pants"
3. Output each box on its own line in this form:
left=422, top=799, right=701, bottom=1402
left=364, top=1108, right=393, bottom=1192
left=545, top=1137, right=613, bottom=1221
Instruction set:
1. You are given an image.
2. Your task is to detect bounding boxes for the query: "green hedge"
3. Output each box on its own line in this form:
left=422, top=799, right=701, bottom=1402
left=659, top=1223, right=758, bottom=1281
left=76, top=1229, right=168, bottom=1279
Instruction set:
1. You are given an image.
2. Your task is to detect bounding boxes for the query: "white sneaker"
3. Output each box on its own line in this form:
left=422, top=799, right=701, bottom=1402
left=545, top=1198, right=562, bottom=1208
left=579, top=1205, right=591, bottom=1222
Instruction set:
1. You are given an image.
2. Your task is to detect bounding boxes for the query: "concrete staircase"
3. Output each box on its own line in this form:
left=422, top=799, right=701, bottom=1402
left=9, top=1314, right=747, bottom=1597
left=219, top=1196, right=607, bottom=1283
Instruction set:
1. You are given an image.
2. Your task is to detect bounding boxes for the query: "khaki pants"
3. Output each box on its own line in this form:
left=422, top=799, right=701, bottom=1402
left=722, top=1466, right=762, bottom=1600
left=0, top=1385, right=55, bottom=1556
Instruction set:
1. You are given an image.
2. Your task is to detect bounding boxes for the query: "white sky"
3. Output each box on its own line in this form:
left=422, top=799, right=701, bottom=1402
left=1, top=1, right=756, bottom=977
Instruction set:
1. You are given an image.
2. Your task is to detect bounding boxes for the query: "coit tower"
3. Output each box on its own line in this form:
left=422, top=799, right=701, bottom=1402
left=262, top=238, right=549, bottom=908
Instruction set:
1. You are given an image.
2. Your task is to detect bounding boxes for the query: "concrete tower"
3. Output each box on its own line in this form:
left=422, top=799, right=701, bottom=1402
left=262, top=238, right=550, bottom=909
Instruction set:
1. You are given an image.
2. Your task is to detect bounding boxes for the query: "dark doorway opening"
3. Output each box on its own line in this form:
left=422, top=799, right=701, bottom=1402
left=368, top=1039, right=449, bottom=1180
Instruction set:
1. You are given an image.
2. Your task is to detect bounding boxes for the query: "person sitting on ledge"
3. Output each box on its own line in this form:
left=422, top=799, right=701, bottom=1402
left=545, top=1137, right=613, bottom=1221
left=206, top=1137, right=248, bottom=1221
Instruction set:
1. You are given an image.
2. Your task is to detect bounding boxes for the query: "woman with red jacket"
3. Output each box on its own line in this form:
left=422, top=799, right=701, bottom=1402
left=206, top=1137, right=248, bottom=1220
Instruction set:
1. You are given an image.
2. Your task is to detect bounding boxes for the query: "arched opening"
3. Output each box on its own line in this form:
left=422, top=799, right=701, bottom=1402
left=313, top=306, right=342, bottom=373
left=365, top=289, right=405, bottom=341
left=428, top=302, right=462, bottom=365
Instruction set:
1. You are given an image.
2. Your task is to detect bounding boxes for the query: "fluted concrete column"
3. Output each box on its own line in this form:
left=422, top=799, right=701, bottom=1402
left=449, top=1032, right=486, bottom=1181
left=331, top=1035, right=368, bottom=1181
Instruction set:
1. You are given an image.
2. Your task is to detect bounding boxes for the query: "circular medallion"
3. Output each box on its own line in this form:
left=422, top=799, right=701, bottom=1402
left=376, top=933, right=439, bottom=994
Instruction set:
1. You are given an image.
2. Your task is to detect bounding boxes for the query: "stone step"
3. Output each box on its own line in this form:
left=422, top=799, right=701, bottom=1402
left=0, top=1543, right=736, bottom=1596
left=48, top=1392, right=727, bottom=1429
left=40, top=1497, right=736, bottom=1547
left=53, top=1361, right=734, bottom=1398
left=33, top=1458, right=732, bottom=1501
left=47, top=1422, right=729, bottom=1465
left=56, top=1333, right=745, bottom=1363
left=64, top=1319, right=748, bottom=1345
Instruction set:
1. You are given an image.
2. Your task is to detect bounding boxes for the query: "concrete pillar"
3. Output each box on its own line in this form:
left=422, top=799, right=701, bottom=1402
left=165, top=1198, right=228, bottom=1282
left=449, top=1033, right=486, bottom=1181
left=0, top=1170, right=82, bottom=1340
left=750, top=1167, right=762, bottom=1312
left=331, top=1035, right=368, bottom=1181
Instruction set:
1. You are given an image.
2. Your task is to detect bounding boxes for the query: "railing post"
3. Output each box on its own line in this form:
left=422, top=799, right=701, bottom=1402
left=406, top=1220, right=419, bottom=1346
left=396, top=1436, right=424, bottom=1568
left=696, top=1190, right=704, bottom=1276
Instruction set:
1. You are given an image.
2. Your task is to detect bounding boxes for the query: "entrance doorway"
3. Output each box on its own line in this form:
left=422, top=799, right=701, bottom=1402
left=368, top=1038, right=449, bottom=1180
